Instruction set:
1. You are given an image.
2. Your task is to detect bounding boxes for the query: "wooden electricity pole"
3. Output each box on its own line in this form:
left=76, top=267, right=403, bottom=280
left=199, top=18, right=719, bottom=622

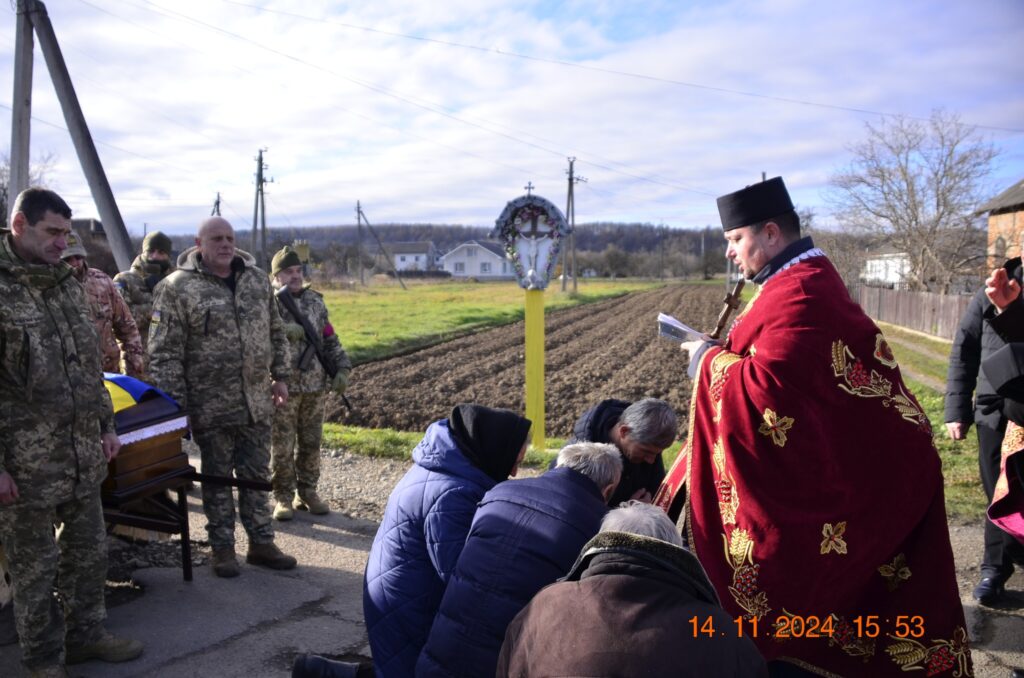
left=356, top=202, right=405, bottom=290
left=356, top=201, right=365, bottom=285
left=9, top=0, right=132, bottom=270
left=561, top=158, right=585, bottom=293
left=211, top=192, right=221, bottom=216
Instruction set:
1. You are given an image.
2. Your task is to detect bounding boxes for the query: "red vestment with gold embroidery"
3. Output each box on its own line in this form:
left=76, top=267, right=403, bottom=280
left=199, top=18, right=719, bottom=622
left=656, top=256, right=972, bottom=677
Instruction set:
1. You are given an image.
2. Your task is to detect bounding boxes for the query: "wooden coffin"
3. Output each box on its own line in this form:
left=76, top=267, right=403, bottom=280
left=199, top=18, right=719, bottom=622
left=102, top=394, right=190, bottom=496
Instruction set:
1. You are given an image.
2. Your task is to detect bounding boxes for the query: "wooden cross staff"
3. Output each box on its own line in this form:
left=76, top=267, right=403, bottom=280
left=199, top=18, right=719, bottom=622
left=709, top=279, right=745, bottom=340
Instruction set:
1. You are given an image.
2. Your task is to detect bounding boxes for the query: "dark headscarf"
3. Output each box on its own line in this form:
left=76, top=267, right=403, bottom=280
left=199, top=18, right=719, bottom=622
left=448, top=404, right=532, bottom=483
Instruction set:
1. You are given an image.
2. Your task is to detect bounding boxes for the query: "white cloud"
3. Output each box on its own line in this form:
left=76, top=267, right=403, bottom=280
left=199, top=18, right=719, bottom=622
left=1, top=0, right=1021, bottom=236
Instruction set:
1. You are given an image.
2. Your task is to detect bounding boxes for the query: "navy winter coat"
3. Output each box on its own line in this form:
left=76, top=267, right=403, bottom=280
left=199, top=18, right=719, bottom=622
left=362, top=420, right=500, bottom=678
left=417, top=466, right=609, bottom=678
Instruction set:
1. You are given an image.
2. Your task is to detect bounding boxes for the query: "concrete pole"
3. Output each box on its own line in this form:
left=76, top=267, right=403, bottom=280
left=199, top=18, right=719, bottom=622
left=31, top=0, right=132, bottom=270
left=9, top=0, right=34, bottom=204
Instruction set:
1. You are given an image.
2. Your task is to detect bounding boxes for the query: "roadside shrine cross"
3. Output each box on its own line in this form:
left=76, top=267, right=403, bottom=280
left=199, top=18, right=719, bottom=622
left=524, top=181, right=534, bottom=196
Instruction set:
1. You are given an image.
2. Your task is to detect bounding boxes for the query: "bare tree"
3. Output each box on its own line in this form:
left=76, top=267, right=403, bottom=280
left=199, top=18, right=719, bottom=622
left=0, top=151, right=57, bottom=227
left=827, top=111, right=997, bottom=293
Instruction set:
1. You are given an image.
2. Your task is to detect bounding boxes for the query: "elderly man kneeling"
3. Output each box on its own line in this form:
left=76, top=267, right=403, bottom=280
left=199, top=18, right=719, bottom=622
left=498, top=502, right=768, bottom=678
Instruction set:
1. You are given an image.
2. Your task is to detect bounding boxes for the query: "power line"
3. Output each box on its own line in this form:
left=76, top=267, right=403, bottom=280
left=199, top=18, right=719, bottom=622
left=112, top=0, right=718, bottom=194
left=213, top=0, right=1024, bottom=135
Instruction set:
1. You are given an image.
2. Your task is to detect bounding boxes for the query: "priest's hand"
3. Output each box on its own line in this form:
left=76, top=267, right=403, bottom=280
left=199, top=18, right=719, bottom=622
left=985, top=268, right=1021, bottom=312
left=272, top=380, right=289, bottom=408
left=945, top=422, right=968, bottom=440
left=630, top=488, right=653, bottom=504
left=680, top=340, right=707, bottom=357
left=101, top=432, right=121, bottom=462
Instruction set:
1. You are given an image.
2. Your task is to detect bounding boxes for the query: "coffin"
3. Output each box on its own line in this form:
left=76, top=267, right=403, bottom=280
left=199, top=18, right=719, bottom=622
left=101, top=374, right=190, bottom=496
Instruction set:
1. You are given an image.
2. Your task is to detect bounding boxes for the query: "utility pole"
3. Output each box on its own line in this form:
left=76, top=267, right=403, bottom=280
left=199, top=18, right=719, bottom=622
left=211, top=192, right=221, bottom=216
left=561, top=157, right=586, bottom=293
left=9, top=1, right=33, bottom=200
left=357, top=202, right=405, bottom=290
left=356, top=201, right=364, bottom=285
left=250, top=149, right=270, bottom=269
left=10, top=0, right=132, bottom=269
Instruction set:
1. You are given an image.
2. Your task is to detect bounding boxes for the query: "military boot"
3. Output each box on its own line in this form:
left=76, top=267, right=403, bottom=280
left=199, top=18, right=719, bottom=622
left=273, top=499, right=294, bottom=521
left=293, top=490, right=330, bottom=515
left=66, top=629, right=144, bottom=664
left=247, top=542, right=297, bottom=570
left=212, top=547, right=241, bottom=578
left=28, top=665, right=69, bottom=678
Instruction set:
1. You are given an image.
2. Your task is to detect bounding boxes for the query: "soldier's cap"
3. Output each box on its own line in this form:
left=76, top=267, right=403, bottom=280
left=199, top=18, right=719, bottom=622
left=716, top=176, right=794, bottom=231
left=272, top=246, right=303, bottom=276
left=61, top=230, right=88, bottom=259
left=143, top=230, right=173, bottom=255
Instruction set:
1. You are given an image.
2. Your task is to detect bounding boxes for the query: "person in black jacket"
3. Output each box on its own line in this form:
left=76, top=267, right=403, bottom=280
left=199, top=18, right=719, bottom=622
left=945, top=252, right=1024, bottom=605
left=562, top=398, right=678, bottom=506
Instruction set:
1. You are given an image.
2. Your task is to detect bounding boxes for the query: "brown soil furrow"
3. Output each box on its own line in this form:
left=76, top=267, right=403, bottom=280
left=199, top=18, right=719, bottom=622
left=328, top=285, right=725, bottom=437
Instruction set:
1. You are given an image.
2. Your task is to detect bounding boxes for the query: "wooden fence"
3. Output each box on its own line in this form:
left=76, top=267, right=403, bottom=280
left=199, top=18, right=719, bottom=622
left=854, top=286, right=973, bottom=340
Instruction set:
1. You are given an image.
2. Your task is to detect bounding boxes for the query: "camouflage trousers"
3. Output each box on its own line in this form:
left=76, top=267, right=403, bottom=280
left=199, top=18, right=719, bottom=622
left=270, top=391, right=326, bottom=502
left=193, top=422, right=275, bottom=550
left=0, top=492, right=107, bottom=670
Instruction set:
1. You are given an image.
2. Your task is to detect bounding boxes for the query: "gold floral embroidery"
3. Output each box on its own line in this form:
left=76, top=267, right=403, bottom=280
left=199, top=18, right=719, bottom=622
left=874, top=333, right=898, bottom=368
left=1004, top=422, right=1024, bottom=455
left=885, top=627, right=970, bottom=677
left=820, top=521, right=848, bottom=555
left=832, top=340, right=928, bottom=429
left=878, top=553, right=912, bottom=591
left=758, top=408, right=794, bottom=447
left=829, top=615, right=877, bottom=660
left=710, top=351, right=743, bottom=422
left=723, top=529, right=771, bottom=619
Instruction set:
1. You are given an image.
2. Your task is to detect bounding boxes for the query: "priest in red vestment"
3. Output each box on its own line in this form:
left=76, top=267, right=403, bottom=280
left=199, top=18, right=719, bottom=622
left=655, top=177, right=971, bottom=677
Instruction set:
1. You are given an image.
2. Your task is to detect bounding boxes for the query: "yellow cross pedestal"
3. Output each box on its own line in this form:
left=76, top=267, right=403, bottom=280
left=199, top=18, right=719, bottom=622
left=524, top=288, right=545, bottom=450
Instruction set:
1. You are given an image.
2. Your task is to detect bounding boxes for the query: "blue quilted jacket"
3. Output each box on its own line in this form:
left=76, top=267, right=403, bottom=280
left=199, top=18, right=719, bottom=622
left=363, top=419, right=498, bottom=678
left=417, top=467, right=609, bottom=678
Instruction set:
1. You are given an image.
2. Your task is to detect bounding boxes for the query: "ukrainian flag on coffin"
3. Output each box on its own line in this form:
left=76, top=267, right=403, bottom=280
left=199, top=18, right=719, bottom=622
left=103, top=373, right=189, bottom=445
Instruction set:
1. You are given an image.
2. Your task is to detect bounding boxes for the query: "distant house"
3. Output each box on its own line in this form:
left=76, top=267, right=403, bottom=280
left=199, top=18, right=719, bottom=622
left=861, top=248, right=911, bottom=287
left=72, top=217, right=104, bottom=240
left=441, top=240, right=514, bottom=279
left=384, top=241, right=437, bottom=271
left=977, top=177, right=1024, bottom=267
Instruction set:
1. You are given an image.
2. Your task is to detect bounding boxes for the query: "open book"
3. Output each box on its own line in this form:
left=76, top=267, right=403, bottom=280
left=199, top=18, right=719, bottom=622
left=657, top=312, right=710, bottom=343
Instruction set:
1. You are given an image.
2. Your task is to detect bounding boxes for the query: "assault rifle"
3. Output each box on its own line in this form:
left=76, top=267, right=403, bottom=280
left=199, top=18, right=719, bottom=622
left=275, top=287, right=352, bottom=411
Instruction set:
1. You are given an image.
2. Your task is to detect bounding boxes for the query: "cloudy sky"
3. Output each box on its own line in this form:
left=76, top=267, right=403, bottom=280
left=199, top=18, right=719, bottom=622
left=2, top=0, right=1023, bottom=235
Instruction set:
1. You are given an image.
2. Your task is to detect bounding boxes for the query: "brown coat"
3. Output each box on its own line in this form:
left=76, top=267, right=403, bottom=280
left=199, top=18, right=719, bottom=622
left=497, top=532, right=768, bottom=678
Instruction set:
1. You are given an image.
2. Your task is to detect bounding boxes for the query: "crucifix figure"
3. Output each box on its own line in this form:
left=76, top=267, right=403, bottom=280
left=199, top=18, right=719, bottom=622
left=524, top=181, right=534, bottom=196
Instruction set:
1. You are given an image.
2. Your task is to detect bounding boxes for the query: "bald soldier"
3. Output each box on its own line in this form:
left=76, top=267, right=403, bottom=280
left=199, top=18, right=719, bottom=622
left=0, top=188, right=143, bottom=677
left=148, top=217, right=296, bottom=577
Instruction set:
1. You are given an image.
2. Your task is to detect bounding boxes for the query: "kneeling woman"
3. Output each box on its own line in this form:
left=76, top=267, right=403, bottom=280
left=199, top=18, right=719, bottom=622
left=362, top=403, right=532, bottom=678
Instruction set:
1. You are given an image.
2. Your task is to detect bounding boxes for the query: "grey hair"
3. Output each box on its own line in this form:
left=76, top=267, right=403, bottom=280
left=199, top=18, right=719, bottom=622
left=600, top=501, right=683, bottom=547
left=618, top=398, right=678, bottom=448
left=556, top=442, right=623, bottom=490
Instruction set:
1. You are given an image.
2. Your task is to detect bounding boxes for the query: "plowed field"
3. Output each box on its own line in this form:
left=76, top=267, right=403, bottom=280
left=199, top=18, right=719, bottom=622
left=326, top=284, right=725, bottom=438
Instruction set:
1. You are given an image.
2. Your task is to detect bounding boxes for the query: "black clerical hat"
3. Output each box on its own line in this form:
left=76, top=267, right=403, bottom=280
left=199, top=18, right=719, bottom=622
left=716, top=176, right=794, bottom=231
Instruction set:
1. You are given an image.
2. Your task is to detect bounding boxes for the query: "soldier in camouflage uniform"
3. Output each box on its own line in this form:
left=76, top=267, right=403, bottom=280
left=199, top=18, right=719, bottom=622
left=148, top=216, right=297, bottom=578
left=268, top=247, right=352, bottom=521
left=113, top=230, right=173, bottom=349
left=0, top=188, right=143, bottom=677
left=61, top=231, right=145, bottom=379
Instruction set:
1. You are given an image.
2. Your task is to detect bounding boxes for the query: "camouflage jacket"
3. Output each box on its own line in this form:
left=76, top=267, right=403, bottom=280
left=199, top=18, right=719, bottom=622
left=113, top=254, right=172, bottom=347
left=273, top=285, right=352, bottom=394
left=79, top=265, right=145, bottom=378
left=148, top=247, right=291, bottom=431
left=0, top=233, right=115, bottom=509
